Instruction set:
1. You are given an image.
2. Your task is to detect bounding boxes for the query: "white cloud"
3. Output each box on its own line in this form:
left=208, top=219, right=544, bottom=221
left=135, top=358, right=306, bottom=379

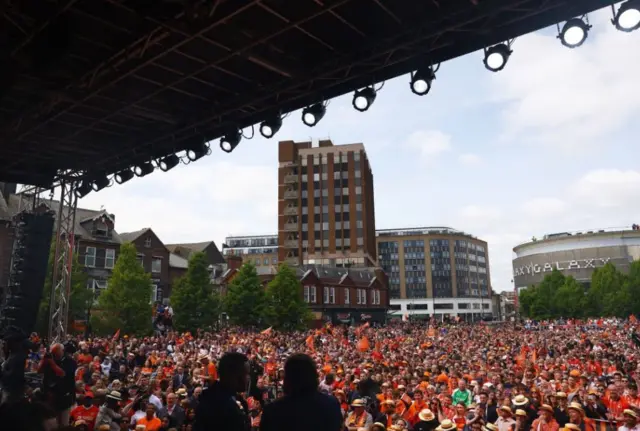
left=520, top=197, right=568, bottom=218
left=458, top=153, right=483, bottom=166
left=405, top=130, right=452, bottom=159
left=78, top=159, right=277, bottom=244
left=573, top=169, right=640, bottom=208
left=490, top=21, right=640, bottom=149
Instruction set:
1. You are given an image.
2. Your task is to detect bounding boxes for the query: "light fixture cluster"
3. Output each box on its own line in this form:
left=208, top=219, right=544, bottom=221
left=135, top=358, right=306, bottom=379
left=482, top=1, right=640, bottom=72
left=74, top=141, right=211, bottom=198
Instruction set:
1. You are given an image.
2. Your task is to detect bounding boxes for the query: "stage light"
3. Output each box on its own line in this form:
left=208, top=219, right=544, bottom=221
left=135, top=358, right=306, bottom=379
left=75, top=181, right=92, bottom=198
left=114, top=169, right=134, bottom=184
left=302, top=103, right=326, bottom=127
left=260, top=115, right=283, bottom=138
left=613, top=1, right=640, bottom=32
left=159, top=154, right=180, bottom=172
left=134, top=161, right=154, bottom=177
left=483, top=44, right=512, bottom=72
left=187, top=142, right=208, bottom=161
left=352, top=87, right=377, bottom=112
left=92, top=176, right=110, bottom=192
left=559, top=18, right=591, bottom=48
left=410, top=67, right=435, bottom=96
left=220, top=131, right=242, bottom=153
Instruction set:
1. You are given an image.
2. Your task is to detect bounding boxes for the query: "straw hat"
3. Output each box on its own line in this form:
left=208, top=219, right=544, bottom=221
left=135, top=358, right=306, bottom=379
left=624, top=409, right=639, bottom=419
left=106, top=390, right=122, bottom=401
left=515, top=409, right=527, bottom=417
left=539, top=404, right=554, bottom=414
left=437, top=419, right=456, bottom=431
left=564, top=424, right=581, bottom=431
left=419, top=409, right=436, bottom=421
left=556, top=392, right=567, bottom=398
left=500, top=406, right=513, bottom=415
left=512, top=395, right=529, bottom=406
left=567, top=402, right=585, bottom=415
left=382, top=399, right=396, bottom=406
left=483, top=424, right=499, bottom=431
left=351, top=399, right=366, bottom=407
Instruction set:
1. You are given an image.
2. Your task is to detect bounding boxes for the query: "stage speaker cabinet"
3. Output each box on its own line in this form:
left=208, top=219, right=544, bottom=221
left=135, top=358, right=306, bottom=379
left=1, top=211, right=55, bottom=334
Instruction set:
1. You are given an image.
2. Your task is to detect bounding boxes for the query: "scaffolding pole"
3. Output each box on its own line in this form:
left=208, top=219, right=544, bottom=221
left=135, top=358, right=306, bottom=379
left=48, top=181, right=78, bottom=342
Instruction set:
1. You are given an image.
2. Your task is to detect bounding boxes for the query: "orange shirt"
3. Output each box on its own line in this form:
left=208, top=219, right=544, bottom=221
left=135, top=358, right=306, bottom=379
left=137, top=416, right=162, bottom=431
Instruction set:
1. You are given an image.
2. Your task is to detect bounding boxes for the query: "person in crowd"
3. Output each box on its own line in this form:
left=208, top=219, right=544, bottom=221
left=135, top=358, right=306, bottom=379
left=70, top=391, right=99, bottom=431
left=193, top=352, right=250, bottom=431
left=136, top=402, right=162, bottom=431
left=345, top=398, right=374, bottom=431
left=532, top=404, right=560, bottom=431
left=163, top=391, right=185, bottom=428
left=259, top=353, right=342, bottom=431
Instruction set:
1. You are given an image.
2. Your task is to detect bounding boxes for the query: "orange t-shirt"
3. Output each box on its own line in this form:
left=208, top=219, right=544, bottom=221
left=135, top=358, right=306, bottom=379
left=137, top=416, right=162, bottom=431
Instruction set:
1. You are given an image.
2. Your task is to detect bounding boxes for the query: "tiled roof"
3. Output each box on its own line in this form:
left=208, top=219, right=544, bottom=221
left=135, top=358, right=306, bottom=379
left=0, top=190, right=122, bottom=243
left=119, top=228, right=150, bottom=243
left=169, top=253, right=189, bottom=269
left=166, top=241, right=212, bottom=252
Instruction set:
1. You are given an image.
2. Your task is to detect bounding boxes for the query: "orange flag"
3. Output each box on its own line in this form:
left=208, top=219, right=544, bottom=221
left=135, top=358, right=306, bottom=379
left=261, top=327, right=273, bottom=335
left=357, top=336, right=370, bottom=352
left=306, top=335, right=315, bottom=352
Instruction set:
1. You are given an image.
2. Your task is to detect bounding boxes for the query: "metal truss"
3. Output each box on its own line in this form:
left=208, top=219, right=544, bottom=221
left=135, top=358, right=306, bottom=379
left=48, top=180, right=78, bottom=342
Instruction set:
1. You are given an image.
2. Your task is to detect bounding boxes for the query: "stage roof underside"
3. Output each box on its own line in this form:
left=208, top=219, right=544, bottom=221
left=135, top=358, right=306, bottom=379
left=0, top=0, right=623, bottom=186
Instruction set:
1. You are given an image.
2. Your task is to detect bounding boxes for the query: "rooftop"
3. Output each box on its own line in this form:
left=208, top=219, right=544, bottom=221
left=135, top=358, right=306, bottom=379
left=376, top=226, right=480, bottom=240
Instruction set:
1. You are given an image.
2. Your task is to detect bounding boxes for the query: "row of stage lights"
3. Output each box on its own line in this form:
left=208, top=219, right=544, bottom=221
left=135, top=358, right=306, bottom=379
left=75, top=1, right=640, bottom=197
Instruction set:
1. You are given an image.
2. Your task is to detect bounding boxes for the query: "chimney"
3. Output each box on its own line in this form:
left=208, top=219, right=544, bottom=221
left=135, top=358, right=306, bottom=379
left=225, top=255, right=243, bottom=271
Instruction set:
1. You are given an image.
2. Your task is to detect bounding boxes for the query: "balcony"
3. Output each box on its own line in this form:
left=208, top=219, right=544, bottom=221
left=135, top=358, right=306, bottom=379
left=283, top=191, right=298, bottom=200
left=284, top=240, right=298, bottom=248
left=284, top=223, right=298, bottom=232
left=284, top=174, right=298, bottom=184
left=283, top=206, right=298, bottom=216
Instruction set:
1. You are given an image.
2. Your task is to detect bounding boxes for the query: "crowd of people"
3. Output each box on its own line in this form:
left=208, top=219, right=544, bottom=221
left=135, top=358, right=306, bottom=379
left=1, top=317, right=640, bottom=431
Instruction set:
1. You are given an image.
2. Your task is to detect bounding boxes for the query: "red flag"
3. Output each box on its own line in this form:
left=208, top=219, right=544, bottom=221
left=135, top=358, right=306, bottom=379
left=305, top=335, right=315, bottom=352
left=357, top=337, right=370, bottom=352
left=112, top=329, right=120, bottom=341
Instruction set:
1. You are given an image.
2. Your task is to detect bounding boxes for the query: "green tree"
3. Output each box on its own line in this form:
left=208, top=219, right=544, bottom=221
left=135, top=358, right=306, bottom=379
left=518, top=285, right=537, bottom=318
left=586, top=262, right=627, bottom=317
left=553, top=276, right=585, bottom=318
left=224, top=262, right=267, bottom=327
left=530, top=269, right=565, bottom=319
left=171, top=252, right=221, bottom=332
left=264, top=264, right=312, bottom=330
left=91, top=242, right=152, bottom=335
left=625, top=260, right=640, bottom=316
left=36, top=239, right=91, bottom=335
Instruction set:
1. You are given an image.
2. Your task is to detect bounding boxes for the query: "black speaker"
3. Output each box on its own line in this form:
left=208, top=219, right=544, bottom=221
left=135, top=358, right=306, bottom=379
left=0, top=211, right=55, bottom=334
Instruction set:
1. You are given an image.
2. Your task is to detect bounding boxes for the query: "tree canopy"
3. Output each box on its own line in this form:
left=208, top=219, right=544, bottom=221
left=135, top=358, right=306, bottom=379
left=223, top=262, right=268, bottom=327
left=519, top=261, right=640, bottom=319
left=264, top=264, right=312, bottom=330
left=170, top=251, right=221, bottom=332
left=91, top=242, right=152, bottom=335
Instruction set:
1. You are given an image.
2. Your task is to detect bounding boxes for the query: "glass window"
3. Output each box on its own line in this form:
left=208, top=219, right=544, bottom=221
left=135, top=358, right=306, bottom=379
left=105, top=249, right=115, bottom=269
left=144, top=237, right=152, bottom=248
left=85, top=247, right=96, bottom=267
left=264, top=258, right=269, bottom=265
left=344, top=288, right=350, bottom=304
left=272, top=257, right=277, bottom=265
left=255, top=258, right=260, bottom=266
left=151, top=284, right=160, bottom=302
left=151, top=258, right=162, bottom=273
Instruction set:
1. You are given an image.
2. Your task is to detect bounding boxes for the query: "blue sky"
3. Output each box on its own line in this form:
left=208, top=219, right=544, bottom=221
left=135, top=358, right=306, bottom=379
left=80, top=7, right=640, bottom=292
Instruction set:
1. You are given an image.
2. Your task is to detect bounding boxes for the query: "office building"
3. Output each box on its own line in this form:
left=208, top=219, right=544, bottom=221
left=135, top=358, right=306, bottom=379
left=221, top=234, right=279, bottom=267
left=376, top=226, right=491, bottom=320
left=278, top=139, right=376, bottom=267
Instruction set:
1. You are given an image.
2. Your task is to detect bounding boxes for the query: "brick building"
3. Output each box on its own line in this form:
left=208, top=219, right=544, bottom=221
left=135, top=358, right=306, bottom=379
left=119, top=228, right=170, bottom=303
left=278, top=140, right=377, bottom=268
left=222, top=265, right=389, bottom=326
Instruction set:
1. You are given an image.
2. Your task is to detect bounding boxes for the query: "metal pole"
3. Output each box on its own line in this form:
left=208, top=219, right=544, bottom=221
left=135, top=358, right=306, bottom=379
left=48, top=181, right=78, bottom=342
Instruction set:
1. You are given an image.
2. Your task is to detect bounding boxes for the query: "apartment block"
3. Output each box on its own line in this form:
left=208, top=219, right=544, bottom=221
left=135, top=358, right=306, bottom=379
left=221, top=234, right=278, bottom=268
left=278, top=139, right=376, bottom=267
